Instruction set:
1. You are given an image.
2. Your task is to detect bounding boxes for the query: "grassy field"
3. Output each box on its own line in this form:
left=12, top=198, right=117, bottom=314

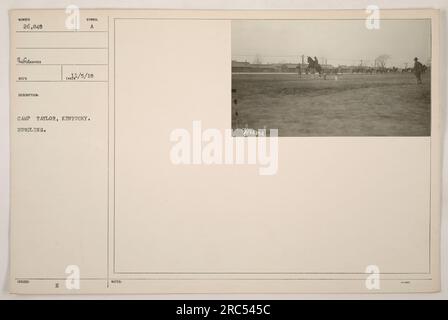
left=231, top=73, right=431, bottom=136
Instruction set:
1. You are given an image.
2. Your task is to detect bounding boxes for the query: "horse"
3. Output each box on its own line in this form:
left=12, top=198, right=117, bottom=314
left=306, top=56, right=323, bottom=76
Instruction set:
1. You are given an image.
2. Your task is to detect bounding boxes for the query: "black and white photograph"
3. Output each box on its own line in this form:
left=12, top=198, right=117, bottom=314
left=231, top=19, right=431, bottom=136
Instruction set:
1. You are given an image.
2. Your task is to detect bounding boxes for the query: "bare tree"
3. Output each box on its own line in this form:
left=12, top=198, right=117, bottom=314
left=375, top=54, right=390, bottom=71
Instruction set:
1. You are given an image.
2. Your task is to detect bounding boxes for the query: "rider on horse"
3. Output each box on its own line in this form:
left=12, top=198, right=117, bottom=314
left=307, top=56, right=322, bottom=75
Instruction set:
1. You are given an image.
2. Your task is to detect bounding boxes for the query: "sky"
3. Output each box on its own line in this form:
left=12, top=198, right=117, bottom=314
left=232, top=19, right=431, bottom=67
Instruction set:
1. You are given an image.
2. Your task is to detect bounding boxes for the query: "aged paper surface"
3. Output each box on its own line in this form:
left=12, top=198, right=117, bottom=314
left=9, top=9, right=441, bottom=293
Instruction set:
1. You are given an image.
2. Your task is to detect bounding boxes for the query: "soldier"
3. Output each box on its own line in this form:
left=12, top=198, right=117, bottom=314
left=413, top=57, right=423, bottom=84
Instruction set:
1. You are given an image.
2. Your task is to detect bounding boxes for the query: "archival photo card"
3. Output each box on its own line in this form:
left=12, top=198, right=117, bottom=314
left=9, top=9, right=440, bottom=294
